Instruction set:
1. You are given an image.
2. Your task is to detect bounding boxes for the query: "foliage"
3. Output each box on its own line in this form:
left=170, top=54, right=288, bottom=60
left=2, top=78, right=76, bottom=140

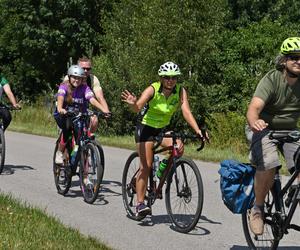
left=0, top=0, right=104, bottom=100
left=1, top=0, right=300, bottom=140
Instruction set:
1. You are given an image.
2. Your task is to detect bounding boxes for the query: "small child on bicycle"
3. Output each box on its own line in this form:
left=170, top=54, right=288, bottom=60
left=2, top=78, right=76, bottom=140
left=121, top=61, right=208, bottom=217
left=53, top=65, right=108, bottom=171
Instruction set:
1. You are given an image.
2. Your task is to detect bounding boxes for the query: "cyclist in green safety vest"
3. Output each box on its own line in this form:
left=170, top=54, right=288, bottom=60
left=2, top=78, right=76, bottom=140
left=121, top=61, right=208, bottom=218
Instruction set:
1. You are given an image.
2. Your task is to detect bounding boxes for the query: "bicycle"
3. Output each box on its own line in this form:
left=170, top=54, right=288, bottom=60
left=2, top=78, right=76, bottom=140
left=53, top=108, right=107, bottom=204
left=122, top=130, right=205, bottom=233
left=0, top=104, right=21, bottom=174
left=242, top=130, right=300, bottom=249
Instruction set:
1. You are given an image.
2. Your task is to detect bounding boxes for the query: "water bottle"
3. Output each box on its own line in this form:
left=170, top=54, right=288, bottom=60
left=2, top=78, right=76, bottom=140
left=156, top=158, right=168, bottom=178
left=153, top=155, right=159, bottom=180
left=70, top=144, right=79, bottom=165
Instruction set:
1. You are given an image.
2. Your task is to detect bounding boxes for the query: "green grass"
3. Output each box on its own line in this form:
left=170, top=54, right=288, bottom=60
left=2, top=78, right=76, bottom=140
left=9, top=105, right=249, bottom=163
left=0, top=194, right=111, bottom=250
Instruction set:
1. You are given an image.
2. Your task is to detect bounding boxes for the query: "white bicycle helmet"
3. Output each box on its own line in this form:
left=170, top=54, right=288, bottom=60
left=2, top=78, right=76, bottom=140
left=67, top=65, right=85, bottom=77
left=158, top=61, right=181, bottom=76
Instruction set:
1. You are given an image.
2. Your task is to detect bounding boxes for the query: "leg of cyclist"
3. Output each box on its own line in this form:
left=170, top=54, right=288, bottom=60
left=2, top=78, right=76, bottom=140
left=0, top=107, right=12, bottom=131
left=134, top=123, right=163, bottom=217
left=249, top=130, right=280, bottom=235
left=54, top=115, right=72, bottom=164
left=249, top=130, right=300, bottom=235
left=89, top=115, right=98, bottom=136
left=136, top=141, right=153, bottom=216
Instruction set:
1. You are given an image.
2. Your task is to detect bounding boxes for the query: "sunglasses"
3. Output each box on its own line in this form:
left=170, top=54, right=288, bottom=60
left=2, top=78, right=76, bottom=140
left=162, top=76, right=177, bottom=80
left=82, top=67, right=92, bottom=71
left=287, top=55, right=300, bottom=61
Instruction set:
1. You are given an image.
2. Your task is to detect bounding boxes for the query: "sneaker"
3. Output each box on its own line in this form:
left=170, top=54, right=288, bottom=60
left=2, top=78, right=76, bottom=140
left=249, top=207, right=264, bottom=235
left=55, top=151, right=64, bottom=164
left=83, top=177, right=93, bottom=187
left=136, top=202, right=151, bottom=218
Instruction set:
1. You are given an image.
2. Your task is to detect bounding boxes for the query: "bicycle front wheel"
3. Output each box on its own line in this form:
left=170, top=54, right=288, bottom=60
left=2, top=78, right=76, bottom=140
left=165, top=157, right=204, bottom=233
left=122, top=152, right=145, bottom=220
left=242, top=191, right=280, bottom=249
left=53, top=143, right=71, bottom=195
left=79, top=142, right=102, bottom=204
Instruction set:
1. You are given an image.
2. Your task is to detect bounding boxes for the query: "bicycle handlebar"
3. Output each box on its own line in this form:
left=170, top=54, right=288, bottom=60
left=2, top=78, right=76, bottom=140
left=0, top=104, right=21, bottom=111
left=153, top=131, right=205, bottom=152
left=64, top=108, right=112, bottom=120
left=269, top=130, right=300, bottom=143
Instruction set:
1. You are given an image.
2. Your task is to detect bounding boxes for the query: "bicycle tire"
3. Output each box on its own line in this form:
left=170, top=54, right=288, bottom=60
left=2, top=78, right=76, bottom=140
left=122, top=152, right=147, bottom=221
left=165, top=157, right=204, bottom=233
left=242, top=191, right=280, bottom=249
left=94, top=140, right=105, bottom=171
left=79, top=142, right=103, bottom=204
left=53, top=143, right=71, bottom=195
left=0, top=128, right=5, bottom=174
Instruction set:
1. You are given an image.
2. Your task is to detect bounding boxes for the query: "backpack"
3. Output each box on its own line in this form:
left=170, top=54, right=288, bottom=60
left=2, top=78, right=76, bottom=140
left=218, top=159, right=256, bottom=214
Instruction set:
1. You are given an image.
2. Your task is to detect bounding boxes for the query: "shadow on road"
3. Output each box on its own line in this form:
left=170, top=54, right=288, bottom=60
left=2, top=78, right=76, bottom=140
left=231, top=246, right=300, bottom=250
left=1, top=164, right=35, bottom=174
left=56, top=178, right=122, bottom=206
left=134, top=213, right=222, bottom=236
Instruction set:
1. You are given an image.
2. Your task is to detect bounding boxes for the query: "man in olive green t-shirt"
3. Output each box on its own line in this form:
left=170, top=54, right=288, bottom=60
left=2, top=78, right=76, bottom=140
left=246, top=37, right=300, bottom=236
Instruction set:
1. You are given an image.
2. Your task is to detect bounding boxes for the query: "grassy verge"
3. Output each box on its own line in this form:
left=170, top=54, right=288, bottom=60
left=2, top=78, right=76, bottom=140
left=0, top=193, right=111, bottom=250
left=9, top=105, right=249, bottom=163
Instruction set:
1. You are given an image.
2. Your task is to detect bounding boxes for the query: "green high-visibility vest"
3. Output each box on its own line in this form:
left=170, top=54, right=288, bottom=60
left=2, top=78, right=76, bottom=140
left=141, top=81, right=181, bottom=128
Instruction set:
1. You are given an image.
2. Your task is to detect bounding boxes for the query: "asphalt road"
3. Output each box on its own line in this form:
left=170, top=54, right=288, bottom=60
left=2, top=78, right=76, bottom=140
left=0, top=131, right=299, bottom=250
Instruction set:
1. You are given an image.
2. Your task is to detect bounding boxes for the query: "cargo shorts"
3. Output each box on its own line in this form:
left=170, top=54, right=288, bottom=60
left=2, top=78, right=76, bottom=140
left=245, top=126, right=300, bottom=171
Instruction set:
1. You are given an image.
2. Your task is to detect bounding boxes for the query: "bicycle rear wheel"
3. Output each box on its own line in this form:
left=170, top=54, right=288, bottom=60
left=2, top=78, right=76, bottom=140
left=242, top=191, right=280, bottom=249
left=165, top=157, right=204, bottom=233
left=53, top=143, right=71, bottom=195
left=122, top=152, right=147, bottom=221
left=0, top=128, right=5, bottom=174
left=79, top=142, right=103, bottom=204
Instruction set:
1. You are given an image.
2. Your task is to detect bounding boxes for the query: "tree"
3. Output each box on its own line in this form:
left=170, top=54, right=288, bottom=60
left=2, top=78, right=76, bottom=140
left=0, top=0, right=104, bottom=99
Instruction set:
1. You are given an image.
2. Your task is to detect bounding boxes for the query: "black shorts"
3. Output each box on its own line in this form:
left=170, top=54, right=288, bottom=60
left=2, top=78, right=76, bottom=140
left=135, top=123, right=164, bottom=143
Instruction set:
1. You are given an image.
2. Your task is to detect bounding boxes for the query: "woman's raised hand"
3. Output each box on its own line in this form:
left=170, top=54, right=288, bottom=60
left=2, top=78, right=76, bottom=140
left=121, top=90, right=137, bottom=105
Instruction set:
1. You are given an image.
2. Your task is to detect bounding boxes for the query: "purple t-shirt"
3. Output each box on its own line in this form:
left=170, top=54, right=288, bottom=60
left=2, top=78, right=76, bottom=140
left=55, top=83, right=94, bottom=114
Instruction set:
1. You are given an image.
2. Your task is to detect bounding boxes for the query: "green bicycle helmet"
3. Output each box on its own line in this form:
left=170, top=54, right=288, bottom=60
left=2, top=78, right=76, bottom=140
left=158, top=61, right=181, bottom=76
left=280, top=37, right=300, bottom=55
left=67, top=65, right=85, bottom=77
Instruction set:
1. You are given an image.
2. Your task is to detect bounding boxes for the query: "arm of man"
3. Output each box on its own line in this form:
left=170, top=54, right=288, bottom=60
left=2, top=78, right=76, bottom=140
left=3, top=84, right=20, bottom=108
left=246, top=96, right=268, bottom=132
left=93, top=88, right=110, bottom=113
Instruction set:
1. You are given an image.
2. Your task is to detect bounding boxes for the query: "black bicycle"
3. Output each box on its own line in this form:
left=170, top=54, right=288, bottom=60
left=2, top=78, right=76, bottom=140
left=53, top=109, right=107, bottom=204
left=242, top=130, right=300, bottom=249
left=0, top=104, right=21, bottom=174
left=122, top=130, right=205, bottom=233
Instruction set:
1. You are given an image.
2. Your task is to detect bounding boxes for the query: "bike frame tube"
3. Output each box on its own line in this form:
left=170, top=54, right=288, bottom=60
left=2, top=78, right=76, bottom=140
left=281, top=168, right=300, bottom=230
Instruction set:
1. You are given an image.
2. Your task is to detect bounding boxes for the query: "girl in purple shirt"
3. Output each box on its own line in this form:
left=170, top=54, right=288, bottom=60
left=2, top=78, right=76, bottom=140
left=54, top=65, right=107, bottom=165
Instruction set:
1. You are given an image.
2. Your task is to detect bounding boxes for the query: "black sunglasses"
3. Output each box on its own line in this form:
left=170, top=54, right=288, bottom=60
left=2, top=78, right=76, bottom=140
left=82, top=67, right=92, bottom=71
left=287, top=55, right=300, bottom=61
left=162, top=76, right=177, bottom=80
